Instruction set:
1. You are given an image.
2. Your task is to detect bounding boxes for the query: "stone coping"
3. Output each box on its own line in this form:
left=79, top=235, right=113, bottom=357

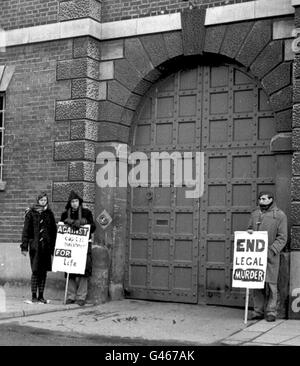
left=0, top=0, right=296, bottom=48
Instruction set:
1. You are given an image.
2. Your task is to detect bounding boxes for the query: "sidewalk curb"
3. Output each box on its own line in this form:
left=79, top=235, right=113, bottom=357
left=0, top=303, right=95, bottom=321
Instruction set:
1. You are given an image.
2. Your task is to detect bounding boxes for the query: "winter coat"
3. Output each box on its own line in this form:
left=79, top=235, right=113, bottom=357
left=21, top=205, right=57, bottom=273
left=60, top=207, right=96, bottom=277
left=247, top=202, right=287, bottom=283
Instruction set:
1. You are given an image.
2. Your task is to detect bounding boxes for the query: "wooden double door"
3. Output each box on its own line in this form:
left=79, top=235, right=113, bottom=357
left=125, top=63, right=276, bottom=305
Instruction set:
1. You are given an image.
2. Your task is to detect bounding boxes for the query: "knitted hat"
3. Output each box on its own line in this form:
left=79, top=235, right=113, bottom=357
left=65, top=190, right=83, bottom=209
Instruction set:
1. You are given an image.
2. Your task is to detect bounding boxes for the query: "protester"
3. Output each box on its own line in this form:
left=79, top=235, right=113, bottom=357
left=247, top=191, right=287, bottom=322
left=60, top=190, right=96, bottom=306
left=21, top=192, right=57, bottom=304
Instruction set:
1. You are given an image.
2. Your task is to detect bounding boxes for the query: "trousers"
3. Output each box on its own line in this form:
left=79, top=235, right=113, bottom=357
left=252, top=282, right=278, bottom=317
left=67, top=276, right=89, bottom=301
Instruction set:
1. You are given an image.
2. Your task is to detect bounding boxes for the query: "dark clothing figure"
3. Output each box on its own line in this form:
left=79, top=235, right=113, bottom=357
left=21, top=193, right=57, bottom=303
left=60, top=190, right=96, bottom=306
left=247, top=192, right=287, bottom=322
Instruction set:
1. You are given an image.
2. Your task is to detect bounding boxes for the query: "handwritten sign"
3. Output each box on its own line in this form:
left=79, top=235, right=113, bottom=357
left=232, top=231, right=268, bottom=289
left=52, top=222, right=90, bottom=274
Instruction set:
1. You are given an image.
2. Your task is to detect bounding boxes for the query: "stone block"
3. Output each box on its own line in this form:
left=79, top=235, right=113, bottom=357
left=56, top=99, right=98, bottom=121
left=275, top=109, right=292, bottom=132
left=101, top=39, right=123, bottom=60
left=99, top=61, right=114, bottom=80
left=70, top=120, right=98, bottom=141
left=143, top=68, right=162, bottom=84
left=140, top=34, right=169, bottom=68
left=54, top=140, right=95, bottom=161
left=98, top=122, right=130, bottom=143
left=59, top=0, right=101, bottom=22
left=294, top=79, right=300, bottom=105
left=291, top=177, right=300, bottom=200
left=293, top=104, right=300, bottom=128
left=236, top=20, right=272, bottom=68
left=269, top=85, right=293, bottom=112
left=250, top=40, right=283, bottom=80
left=262, top=62, right=291, bottom=96
left=204, top=24, right=226, bottom=54
left=72, top=78, right=103, bottom=100
left=133, top=78, right=152, bottom=96
left=293, top=128, right=300, bottom=151
left=273, top=19, right=294, bottom=40
left=107, top=80, right=131, bottom=107
left=88, top=245, right=110, bottom=304
left=69, top=161, right=95, bottom=182
left=181, top=7, right=206, bottom=56
left=73, top=36, right=101, bottom=61
left=57, top=58, right=99, bottom=80
left=163, top=31, right=183, bottom=60
left=125, top=37, right=153, bottom=78
left=220, top=21, right=253, bottom=59
left=291, top=226, right=300, bottom=250
left=291, top=202, right=300, bottom=225
left=121, top=108, right=135, bottom=127
left=295, top=7, right=300, bottom=28
left=285, top=39, right=294, bottom=61
left=126, top=94, right=142, bottom=111
left=53, top=181, right=95, bottom=203
left=277, top=252, right=290, bottom=319
left=98, top=100, right=124, bottom=123
left=293, top=152, right=300, bottom=176
left=109, top=282, right=124, bottom=301
left=114, top=58, right=141, bottom=92
left=294, top=54, right=300, bottom=79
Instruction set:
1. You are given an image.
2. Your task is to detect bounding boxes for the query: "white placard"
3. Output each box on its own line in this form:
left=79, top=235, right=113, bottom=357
left=232, top=231, right=268, bottom=289
left=52, top=222, right=91, bottom=274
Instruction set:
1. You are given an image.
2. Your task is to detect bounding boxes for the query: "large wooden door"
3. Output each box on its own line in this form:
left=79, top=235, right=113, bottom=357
left=125, top=63, right=276, bottom=305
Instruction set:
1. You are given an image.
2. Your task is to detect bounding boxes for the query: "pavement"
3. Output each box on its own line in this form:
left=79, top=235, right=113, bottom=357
left=1, top=288, right=300, bottom=346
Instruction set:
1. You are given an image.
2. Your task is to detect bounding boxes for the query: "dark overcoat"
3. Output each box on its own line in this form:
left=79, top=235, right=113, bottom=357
left=247, top=203, right=287, bottom=283
left=60, top=207, right=96, bottom=277
left=21, top=206, right=57, bottom=273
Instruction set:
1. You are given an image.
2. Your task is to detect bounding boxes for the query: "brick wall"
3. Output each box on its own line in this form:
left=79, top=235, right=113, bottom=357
left=0, top=0, right=59, bottom=30
left=0, top=40, right=72, bottom=243
left=101, top=0, right=254, bottom=22
left=0, top=0, right=254, bottom=30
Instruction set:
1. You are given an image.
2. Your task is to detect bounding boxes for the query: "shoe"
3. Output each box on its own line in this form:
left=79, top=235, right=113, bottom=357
left=249, top=313, right=264, bottom=320
left=76, top=300, right=86, bottom=306
left=31, top=297, right=38, bottom=303
left=266, top=314, right=276, bottom=322
left=66, top=299, right=75, bottom=305
left=38, top=297, right=48, bottom=304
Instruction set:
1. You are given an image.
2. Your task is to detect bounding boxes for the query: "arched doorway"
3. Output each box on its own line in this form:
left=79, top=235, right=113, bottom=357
left=125, top=61, right=277, bottom=306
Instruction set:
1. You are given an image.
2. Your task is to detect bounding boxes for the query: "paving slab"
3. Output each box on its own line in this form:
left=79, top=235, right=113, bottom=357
left=0, top=299, right=247, bottom=345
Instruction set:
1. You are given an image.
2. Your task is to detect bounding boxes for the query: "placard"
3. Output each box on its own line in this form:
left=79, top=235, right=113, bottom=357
left=52, top=222, right=90, bottom=274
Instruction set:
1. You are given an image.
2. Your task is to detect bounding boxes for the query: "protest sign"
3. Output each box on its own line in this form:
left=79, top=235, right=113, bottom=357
left=232, top=231, right=268, bottom=324
left=52, top=222, right=91, bottom=275
left=232, top=231, right=268, bottom=289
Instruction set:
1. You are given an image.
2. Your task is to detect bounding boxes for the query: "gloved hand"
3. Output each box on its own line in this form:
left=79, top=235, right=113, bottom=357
left=64, top=218, right=74, bottom=226
left=73, top=220, right=81, bottom=230
left=79, top=218, right=87, bottom=225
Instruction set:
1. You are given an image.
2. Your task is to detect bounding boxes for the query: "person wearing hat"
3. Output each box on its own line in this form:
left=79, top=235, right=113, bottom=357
left=60, top=190, right=96, bottom=306
left=247, top=191, right=287, bottom=322
left=21, top=192, right=57, bottom=304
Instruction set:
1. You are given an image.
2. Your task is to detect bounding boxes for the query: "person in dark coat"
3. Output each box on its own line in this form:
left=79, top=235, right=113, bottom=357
left=60, top=190, right=96, bottom=306
left=247, top=191, right=287, bottom=322
left=21, top=192, right=57, bottom=304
